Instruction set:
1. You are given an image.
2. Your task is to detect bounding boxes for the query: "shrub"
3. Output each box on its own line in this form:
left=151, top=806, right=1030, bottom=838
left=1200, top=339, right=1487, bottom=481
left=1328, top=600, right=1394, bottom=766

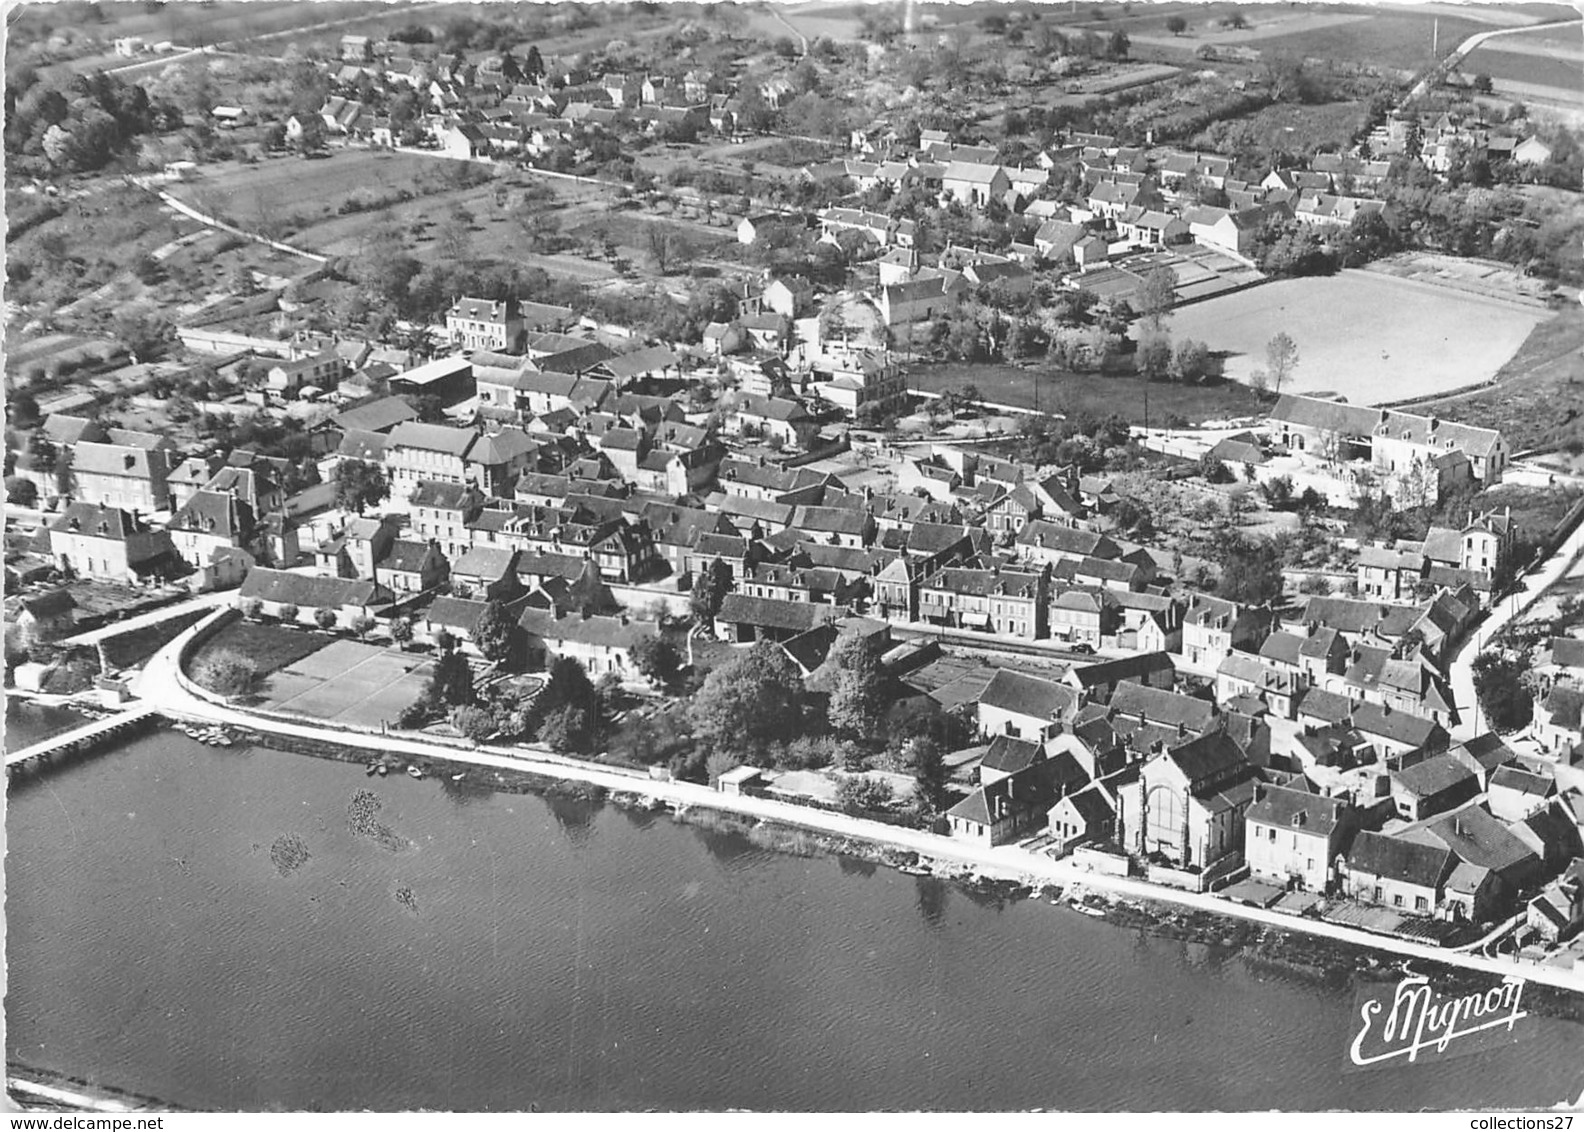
left=5, top=476, right=39, bottom=507
left=314, top=608, right=337, bottom=631
left=278, top=603, right=300, bottom=624
left=350, top=613, right=376, bottom=638
left=837, top=775, right=894, bottom=814
left=193, top=647, right=261, bottom=698
left=453, top=704, right=496, bottom=743
left=241, top=598, right=264, bottom=620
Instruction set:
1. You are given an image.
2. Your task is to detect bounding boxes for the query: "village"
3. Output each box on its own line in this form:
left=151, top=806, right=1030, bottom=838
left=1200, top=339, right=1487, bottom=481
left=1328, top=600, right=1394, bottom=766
left=7, top=1, right=1584, bottom=988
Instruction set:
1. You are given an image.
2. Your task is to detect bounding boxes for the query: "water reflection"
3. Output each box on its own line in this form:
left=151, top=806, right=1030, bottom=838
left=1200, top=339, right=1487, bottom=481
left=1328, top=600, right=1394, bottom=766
left=836, top=855, right=877, bottom=878
left=915, top=876, right=949, bottom=927
left=694, top=825, right=756, bottom=866
left=543, top=792, right=601, bottom=845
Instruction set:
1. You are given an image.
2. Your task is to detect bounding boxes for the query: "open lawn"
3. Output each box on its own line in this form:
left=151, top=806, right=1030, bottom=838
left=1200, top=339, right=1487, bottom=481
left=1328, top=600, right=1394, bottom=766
left=1167, top=271, right=1547, bottom=406
left=253, top=637, right=434, bottom=729
left=909, top=363, right=1267, bottom=427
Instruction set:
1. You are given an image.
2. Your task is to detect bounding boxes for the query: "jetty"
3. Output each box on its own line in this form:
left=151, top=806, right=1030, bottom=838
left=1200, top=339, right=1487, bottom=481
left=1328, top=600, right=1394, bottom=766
left=6, top=705, right=160, bottom=775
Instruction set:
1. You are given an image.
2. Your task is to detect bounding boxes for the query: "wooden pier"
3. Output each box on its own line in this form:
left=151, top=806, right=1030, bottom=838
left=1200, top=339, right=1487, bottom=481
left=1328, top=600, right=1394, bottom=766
left=6, top=704, right=160, bottom=775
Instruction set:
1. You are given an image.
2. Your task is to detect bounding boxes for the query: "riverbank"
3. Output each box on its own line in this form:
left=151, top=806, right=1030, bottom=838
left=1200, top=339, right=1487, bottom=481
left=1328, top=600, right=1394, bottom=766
left=126, top=615, right=1584, bottom=999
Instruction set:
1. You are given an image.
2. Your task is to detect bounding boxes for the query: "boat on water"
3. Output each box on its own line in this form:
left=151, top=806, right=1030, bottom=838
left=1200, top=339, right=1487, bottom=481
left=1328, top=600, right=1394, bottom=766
left=898, top=865, right=931, bottom=876
left=376, top=764, right=388, bottom=776
left=407, top=766, right=424, bottom=780
left=1073, top=901, right=1108, bottom=918
left=450, top=772, right=465, bottom=782
left=365, top=763, right=379, bottom=776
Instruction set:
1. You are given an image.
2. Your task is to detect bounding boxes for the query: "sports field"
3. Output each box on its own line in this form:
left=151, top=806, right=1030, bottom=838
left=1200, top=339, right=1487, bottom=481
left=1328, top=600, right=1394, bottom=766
left=256, top=638, right=434, bottom=730
left=1167, top=270, right=1547, bottom=406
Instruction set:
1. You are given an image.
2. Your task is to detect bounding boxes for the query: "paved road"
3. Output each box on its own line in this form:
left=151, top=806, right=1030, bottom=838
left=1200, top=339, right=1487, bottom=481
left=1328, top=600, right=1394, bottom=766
left=132, top=609, right=1584, bottom=994
left=1448, top=513, right=1584, bottom=740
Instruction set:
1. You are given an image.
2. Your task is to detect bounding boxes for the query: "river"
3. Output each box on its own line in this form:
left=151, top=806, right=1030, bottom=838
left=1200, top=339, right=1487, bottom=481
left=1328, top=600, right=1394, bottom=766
left=7, top=721, right=1584, bottom=1111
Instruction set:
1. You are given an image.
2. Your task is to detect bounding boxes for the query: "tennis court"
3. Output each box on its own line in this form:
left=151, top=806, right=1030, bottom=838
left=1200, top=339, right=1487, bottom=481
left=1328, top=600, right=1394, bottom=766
left=258, top=639, right=434, bottom=729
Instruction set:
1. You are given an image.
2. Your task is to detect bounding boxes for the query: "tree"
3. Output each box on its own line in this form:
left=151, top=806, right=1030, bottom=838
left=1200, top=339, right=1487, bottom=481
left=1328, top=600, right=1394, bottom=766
left=472, top=599, right=517, bottom=666
left=690, top=557, right=732, bottom=623
left=350, top=613, right=376, bottom=639
left=1107, top=29, right=1130, bottom=59
left=1171, top=338, right=1211, bottom=383
left=1198, top=452, right=1230, bottom=483
left=334, top=459, right=389, bottom=515
left=1136, top=331, right=1173, bottom=382
left=391, top=615, right=414, bottom=647
left=1226, top=10, right=1248, bottom=29
left=9, top=390, right=41, bottom=430
left=1136, top=265, right=1176, bottom=330
left=315, top=608, right=338, bottom=631
left=278, top=603, right=301, bottom=624
left=1166, top=14, right=1187, bottom=34
left=1217, top=536, right=1284, bottom=605
left=645, top=226, right=691, bottom=275
left=1473, top=73, right=1493, bottom=95
left=825, top=632, right=886, bottom=741
left=423, top=648, right=474, bottom=709
left=632, top=634, right=682, bottom=690
left=295, top=115, right=325, bottom=155
left=836, top=775, right=894, bottom=814
left=538, top=702, right=597, bottom=754
left=241, top=598, right=264, bottom=621
left=5, top=476, right=38, bottom=507
left=906, top=735, right=948, bottom=812
left=705, top=749, right=740, bottom=786
left=691, top=640, right=806, bottom=762
left=1472, top=651, right=1533, bottom=733
left=193, top=648, right=261, bottom=698
left=1265, top=332, right=1299, bottom=396
left=453, top=704, right=496, bottom=743
left=530, top=657, right=602, bottom=752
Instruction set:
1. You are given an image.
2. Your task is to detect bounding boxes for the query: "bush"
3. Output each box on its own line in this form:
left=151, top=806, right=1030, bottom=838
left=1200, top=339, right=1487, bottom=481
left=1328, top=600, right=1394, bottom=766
left=453, top=704, right=496, bottom=743
left=5, top=476, right=39, bottom=507
left=314, top=608, right=337, bottom=631
left=241, top=598, right=264, bottom=620
left=193, top=648, right=261, bottom=698
left=837, top=775, right=894, bottom=814
left=278, top=603, right=300, bottom=624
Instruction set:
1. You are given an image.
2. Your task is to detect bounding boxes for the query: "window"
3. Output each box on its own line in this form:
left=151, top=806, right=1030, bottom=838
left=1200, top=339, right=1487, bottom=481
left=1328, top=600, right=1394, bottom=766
left=1393, top=894, right=1403, bottom=908
left=1373, top=885, right=1383, bottom=901
left=1414, top=895, right=1428, bottom=912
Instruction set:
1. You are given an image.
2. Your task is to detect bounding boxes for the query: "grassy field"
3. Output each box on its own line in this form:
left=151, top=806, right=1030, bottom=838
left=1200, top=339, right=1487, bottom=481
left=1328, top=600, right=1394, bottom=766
left=99, top=608, right=211, bottom=671
left=1413, top=305, right=1584, bottom=455
left=194, top=620, right=336, bottom=677
left=909, top=363, right=1268, bottom=427
left=167, top=150, right=469, bottom=243
left=1168, top=272, right=1548, bottom=405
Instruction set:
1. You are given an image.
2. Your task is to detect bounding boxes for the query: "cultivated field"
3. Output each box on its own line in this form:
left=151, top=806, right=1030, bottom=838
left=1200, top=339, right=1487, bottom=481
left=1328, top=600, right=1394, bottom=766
left=1168, top=271, right=1548, bottom=405
left=254, top=638, right=434, bottom=730
left=1249, top=8, right=1493, bottom=70
left=1460, top=36, right=1582, bottom=99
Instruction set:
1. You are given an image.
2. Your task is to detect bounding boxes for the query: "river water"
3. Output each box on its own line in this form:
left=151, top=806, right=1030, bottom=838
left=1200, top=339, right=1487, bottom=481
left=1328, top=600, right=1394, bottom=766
left=7, top=718, right=1584, bottom=1111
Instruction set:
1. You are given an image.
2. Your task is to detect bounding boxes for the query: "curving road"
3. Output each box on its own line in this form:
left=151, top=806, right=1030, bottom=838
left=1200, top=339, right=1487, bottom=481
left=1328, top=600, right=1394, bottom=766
left=1407, top=16, right=1584, bottom=103
left=1448, top=510, right=1584, bottom=740
left=130, top=609, right=1584, bottom=993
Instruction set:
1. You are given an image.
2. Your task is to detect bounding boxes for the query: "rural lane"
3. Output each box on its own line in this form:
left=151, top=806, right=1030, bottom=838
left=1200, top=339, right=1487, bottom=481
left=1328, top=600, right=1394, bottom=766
left=1407, top=16, right=1583, bottom=102
left=131, top=610, right=1584, bottom=995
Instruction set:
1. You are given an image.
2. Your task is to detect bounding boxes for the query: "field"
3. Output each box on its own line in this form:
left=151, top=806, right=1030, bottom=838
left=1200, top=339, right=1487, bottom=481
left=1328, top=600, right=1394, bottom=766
left=1460, top=38, right=1583, bottom=98
left=1167, top=271, right=1548, bottom=406
left=251, top=638, right=434, bottom=730
left=195, top=619, right=338, bottom=677
left=99, top=609, right=212, bottom=672
left=1413, top=304, right=1584, bottom=455
left=908, top=363, right=1267, bottom=427
left=165, top=149, right=465, bottom=244
left=1248, top=9, right=1494, bottom=70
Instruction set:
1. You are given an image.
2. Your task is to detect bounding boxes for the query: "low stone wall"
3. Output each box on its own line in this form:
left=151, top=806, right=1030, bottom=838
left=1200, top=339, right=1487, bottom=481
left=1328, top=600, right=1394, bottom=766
left=1072, top=844, right=1132, bottom=877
